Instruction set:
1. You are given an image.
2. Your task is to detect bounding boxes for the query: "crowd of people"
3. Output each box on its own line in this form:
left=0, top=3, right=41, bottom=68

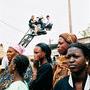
left=0, top=32, right=90, bottom=90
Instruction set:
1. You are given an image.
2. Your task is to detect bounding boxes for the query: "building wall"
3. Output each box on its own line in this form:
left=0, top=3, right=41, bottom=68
left=78, top=36, right=90, bottom=43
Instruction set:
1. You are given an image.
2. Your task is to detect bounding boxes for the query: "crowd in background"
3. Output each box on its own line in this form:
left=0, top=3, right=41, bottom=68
left=0, top=32, right=90, bottom=90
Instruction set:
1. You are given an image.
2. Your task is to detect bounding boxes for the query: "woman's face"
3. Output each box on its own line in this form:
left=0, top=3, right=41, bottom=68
left=57, top=37, right=69, bottom=55
left=7, top=47, right=18, bottom=63
left=66, top=47, right=87, bottom=73
left=34, top=46, right=45, bottom=61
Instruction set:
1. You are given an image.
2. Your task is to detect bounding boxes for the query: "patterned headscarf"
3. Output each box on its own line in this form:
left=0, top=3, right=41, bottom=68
left=59, top=33, right=77, bottom=44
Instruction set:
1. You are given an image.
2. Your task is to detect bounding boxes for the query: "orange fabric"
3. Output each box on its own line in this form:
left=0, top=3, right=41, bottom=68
left=59, top=33, right=77, bottom=44
left=53, top=55, right=70, bottom=87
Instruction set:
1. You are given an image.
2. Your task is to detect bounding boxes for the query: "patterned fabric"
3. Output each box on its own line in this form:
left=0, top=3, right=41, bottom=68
left=0, top=67, right=13, bottom=90
left=24, top=64, right=33, bottom=85
left=0, top=64, right=32, bottom=90
left=59, top=33, right=77, bottom=44
left=53, top=55, right=70, bottom=87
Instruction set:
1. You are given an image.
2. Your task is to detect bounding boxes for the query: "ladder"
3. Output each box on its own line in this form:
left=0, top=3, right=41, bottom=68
left=18, top=29, right=47, bottom=48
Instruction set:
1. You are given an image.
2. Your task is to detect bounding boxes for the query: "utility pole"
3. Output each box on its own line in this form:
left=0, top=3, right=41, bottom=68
left=68, top=0, right=72, bottom=33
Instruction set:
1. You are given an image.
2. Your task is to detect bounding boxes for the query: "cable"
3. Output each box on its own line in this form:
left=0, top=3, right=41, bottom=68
left=0, top=19, right=25, bottom=34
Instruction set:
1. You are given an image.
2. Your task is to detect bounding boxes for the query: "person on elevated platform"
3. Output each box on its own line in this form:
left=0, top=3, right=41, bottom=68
left=45, top=15, right=53, bottom=31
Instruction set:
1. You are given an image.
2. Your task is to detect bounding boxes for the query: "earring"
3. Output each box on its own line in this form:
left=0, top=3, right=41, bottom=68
left=86, top=61, right=88, bottom=65
left=12, top=67, right=15, bottom=70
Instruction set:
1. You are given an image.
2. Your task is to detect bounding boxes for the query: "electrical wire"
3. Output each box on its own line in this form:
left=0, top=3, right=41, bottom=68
left=0, top=19, right=25, bottom=34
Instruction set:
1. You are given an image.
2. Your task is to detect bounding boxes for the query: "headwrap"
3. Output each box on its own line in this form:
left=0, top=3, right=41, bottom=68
left=9, top=44, right=24, bottom=55
left=59, top=33, right=77, bottom=44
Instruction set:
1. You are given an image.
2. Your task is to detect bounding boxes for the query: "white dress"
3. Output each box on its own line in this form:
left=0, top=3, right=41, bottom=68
left=5, top=80, right=29, bottom=90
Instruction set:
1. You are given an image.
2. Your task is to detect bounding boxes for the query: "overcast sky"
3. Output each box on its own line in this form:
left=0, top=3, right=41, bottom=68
left=0, top=0, right=90, bottom=55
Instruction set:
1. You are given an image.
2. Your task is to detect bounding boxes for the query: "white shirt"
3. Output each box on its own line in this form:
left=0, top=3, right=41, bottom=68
left=5, top=80, right=29, bottom=90
left=69, top=74, right=90, bottom=90
left=1, top=56, right=8, bottom=69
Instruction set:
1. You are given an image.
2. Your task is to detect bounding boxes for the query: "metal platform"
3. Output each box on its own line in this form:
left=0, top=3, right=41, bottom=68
left=18, top=29, right=47, bottom=48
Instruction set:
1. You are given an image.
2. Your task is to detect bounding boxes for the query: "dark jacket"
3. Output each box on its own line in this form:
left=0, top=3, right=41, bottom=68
left=53, top=76, right=74, bottom=90
left=30, top=63, right=53, bottom=90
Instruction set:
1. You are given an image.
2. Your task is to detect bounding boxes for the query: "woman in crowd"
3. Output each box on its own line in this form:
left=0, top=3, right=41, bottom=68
left=54, top=42, right=90, bottom=90
left=5, top=55, right=29, bottom=90
left=0, top=44, right=24, bottom=89
left=53, top=33, right=78, bottom=86
left=30, top=43, right=53, bottom=90
left=0, top=44, right=32, bottom=90
left=0, top=44, right=24, bottom=70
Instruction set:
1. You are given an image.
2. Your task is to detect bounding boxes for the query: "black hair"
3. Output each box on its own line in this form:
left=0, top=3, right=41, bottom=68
left=13, top=55, right=29, bottom=77
left=36, top=43, right=52, bottom=63
left=46, top=15, right=50, bottom=18
left=69, top=42, right=90, bottom=61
